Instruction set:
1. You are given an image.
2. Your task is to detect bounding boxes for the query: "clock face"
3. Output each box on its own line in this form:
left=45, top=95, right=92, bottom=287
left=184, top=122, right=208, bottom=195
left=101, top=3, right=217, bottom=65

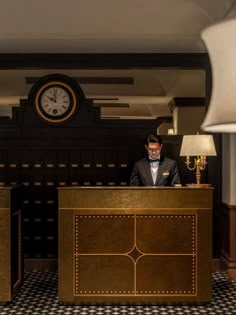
left=35, top=81, right=77, bottom=123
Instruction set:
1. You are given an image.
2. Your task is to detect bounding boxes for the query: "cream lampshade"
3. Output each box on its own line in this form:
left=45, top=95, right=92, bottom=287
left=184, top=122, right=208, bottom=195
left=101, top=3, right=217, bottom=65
left=201, top=19, right=236, bottom=132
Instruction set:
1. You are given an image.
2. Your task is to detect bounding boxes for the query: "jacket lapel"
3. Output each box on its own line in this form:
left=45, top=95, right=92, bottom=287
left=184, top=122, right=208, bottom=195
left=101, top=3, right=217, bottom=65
left=143, top=159, right=154, bottom=185
left=155, top=157, right=165, bottom=185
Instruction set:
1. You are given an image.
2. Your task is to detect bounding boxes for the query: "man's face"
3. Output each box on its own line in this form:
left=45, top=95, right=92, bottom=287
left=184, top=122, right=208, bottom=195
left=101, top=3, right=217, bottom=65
left=145, top=142, right=162, bottom=159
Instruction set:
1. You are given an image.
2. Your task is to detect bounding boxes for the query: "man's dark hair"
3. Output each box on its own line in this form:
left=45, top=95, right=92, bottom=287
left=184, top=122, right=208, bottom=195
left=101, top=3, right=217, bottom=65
left=145, top=134, right=162, bottom=145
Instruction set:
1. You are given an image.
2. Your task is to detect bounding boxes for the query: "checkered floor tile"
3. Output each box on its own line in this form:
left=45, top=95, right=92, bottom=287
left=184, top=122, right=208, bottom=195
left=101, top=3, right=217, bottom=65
left=0, top=271, right=236, bottom=314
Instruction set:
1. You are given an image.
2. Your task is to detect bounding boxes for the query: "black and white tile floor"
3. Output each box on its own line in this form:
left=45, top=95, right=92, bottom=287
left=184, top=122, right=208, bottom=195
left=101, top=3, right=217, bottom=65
left=0, top=271, right=236, bottom=314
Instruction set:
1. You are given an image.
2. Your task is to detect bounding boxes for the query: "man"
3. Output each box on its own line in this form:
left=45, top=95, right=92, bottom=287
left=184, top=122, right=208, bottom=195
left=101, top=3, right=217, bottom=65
left=129, top=134, right=181, bottom=186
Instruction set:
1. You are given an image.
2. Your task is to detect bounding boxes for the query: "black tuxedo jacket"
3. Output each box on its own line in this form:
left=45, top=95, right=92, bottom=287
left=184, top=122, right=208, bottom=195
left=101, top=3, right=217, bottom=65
left=129, top=156, right=181, bottom=186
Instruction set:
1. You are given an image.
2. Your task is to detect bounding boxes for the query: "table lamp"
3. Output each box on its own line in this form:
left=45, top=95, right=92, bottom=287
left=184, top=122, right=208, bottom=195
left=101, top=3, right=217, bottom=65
left=180, top=134, right=217, bottom=186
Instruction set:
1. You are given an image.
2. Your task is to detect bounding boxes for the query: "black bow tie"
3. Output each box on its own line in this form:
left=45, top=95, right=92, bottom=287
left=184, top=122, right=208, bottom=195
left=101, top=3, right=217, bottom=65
left=148, top=158, right=160, bottom=163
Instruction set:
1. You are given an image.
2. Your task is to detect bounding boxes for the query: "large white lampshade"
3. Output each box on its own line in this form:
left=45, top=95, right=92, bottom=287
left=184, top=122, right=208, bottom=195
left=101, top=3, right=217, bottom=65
left=201, top=19, right=236, bottom=132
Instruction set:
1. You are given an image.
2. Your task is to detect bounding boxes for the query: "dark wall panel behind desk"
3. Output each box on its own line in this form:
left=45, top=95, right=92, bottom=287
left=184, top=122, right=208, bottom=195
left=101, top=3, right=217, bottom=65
left=0, top=93, right=220, bottom=265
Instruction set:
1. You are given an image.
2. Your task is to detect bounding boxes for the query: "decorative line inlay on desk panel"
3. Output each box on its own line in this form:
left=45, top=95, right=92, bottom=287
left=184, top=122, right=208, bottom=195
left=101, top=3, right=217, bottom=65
left=73, top=214, right=196, bottom=296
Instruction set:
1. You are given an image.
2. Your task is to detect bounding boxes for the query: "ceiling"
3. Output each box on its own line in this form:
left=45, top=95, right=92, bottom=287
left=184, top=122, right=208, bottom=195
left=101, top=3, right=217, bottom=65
left=0, top=0, right=236, bottom=119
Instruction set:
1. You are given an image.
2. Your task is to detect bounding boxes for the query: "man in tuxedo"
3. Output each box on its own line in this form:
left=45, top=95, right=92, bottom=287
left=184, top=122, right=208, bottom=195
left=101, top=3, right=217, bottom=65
left=129, top=134, right=181, bottom=186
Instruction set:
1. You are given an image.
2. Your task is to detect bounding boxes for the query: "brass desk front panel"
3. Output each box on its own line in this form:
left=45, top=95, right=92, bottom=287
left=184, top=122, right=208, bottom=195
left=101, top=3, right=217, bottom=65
left=58, top=187, right=212, bottom=304
left=0, top=186, right=23, bottom=304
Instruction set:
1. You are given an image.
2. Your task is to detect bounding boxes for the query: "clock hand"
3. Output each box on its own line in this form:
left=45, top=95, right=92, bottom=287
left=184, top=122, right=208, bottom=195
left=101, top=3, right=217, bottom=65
left=47, top=96, right=56, bottom=102
left=53, top=88, right=58, bottom=98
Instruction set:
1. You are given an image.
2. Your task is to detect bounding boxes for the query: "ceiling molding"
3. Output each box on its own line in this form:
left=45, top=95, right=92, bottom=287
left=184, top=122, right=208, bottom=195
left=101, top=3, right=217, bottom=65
left=25, top=76, right=134, bottom=85
left=0, top=53, right=209, bottom=70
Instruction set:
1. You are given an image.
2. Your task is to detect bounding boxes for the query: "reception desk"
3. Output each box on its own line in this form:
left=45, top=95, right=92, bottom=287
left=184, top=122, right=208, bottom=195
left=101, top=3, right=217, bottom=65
left=0, top=186, right=23, bottom=304
left=58, top=187, right=212, bottom=304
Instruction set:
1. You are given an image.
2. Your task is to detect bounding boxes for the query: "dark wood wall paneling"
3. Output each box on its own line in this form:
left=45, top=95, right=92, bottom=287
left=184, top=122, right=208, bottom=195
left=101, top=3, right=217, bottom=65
left=0, top=53, right=222, bottom=262
left=0, top=96, right=167, bottom=259
left=219, top=203, right=236, bottom=278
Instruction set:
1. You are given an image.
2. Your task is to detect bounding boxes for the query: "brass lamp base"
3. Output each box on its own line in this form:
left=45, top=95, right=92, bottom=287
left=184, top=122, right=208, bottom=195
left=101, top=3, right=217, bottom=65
left=186, top=183, right=212, bottom=188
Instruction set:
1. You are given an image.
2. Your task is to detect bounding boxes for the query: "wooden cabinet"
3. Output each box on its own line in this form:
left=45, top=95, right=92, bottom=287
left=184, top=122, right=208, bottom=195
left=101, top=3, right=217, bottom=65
left=0, top=186, right=23, bottom=304
left=58, top=186, right=213, bottom=304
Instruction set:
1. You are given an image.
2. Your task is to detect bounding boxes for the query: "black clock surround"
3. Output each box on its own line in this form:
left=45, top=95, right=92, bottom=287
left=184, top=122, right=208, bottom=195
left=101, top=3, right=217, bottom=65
left=28, top=74, right=85, bottom=124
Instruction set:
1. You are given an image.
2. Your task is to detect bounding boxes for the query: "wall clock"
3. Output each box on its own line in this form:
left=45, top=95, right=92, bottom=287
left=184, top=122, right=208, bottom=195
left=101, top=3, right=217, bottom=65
left=31, top=74, right=83, bottom=124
